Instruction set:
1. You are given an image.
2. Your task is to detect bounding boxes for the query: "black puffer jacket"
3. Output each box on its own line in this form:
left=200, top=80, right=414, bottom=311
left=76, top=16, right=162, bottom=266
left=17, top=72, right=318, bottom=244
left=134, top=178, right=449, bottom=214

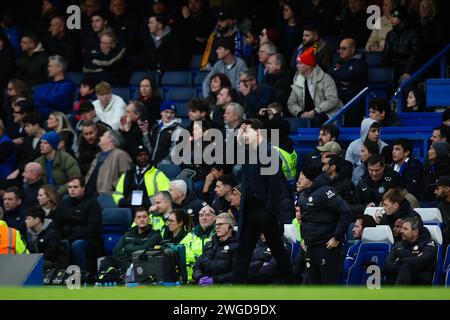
left=382, top=22, right=419, bottom=76
left=192, top=232, right=238, bottom=283
left=298, top=174, right=353, bottom=246
left=380, top=199, right=421, bottom=230
left=423, top=158, right=450, bottom=201
left=327, top=173, right=355, bottom=203
left=395, top=158, right=423, bottom=200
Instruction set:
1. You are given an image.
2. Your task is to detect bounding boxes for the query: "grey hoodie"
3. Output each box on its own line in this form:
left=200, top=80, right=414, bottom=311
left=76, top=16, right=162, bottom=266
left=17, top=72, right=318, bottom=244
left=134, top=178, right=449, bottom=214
left=27, top=218, right=52, bottom=253
left=345, top=118, right=388, bottom=166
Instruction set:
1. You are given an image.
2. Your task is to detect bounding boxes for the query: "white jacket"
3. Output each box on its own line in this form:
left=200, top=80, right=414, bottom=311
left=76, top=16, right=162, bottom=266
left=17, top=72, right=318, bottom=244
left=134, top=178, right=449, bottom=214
left=93, top=94, right=126, bottom=130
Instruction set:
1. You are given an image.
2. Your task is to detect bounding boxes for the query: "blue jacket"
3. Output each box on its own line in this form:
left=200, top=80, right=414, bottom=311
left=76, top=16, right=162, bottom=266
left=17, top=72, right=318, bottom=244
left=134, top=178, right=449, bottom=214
left=343, top=240, right=362, bottom=277
left=0, top=134, right=16, bottom=179
left=33, top=78, right=76, bottom=116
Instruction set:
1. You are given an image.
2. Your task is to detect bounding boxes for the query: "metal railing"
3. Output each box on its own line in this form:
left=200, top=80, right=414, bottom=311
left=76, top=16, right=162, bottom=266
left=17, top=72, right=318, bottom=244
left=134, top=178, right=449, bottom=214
left=324, top=87, right=370, bottom=127
left=390, top=43, right=450, bottom=112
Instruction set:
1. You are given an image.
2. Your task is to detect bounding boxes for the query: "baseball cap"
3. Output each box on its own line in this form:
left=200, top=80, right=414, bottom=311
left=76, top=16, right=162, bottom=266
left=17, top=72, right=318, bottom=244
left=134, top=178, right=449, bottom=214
left=431, top=175, right=450, bottom=187
left=316, top=141, right=342, bottom=154
left=78, top=101, right=95, bottom=114
left=218, top=9, right=234, bottom=21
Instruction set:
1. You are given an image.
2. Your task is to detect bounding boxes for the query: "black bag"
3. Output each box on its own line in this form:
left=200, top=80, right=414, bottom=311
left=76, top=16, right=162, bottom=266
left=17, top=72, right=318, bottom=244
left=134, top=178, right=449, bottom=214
left=132, top=248, right=179, bottom=284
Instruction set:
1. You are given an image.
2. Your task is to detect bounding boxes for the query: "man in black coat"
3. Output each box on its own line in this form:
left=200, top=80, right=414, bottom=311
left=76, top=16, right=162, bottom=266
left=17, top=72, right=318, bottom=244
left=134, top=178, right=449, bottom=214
left=321, top=154, right=354, bottom=203
left=233, top=118, right=293, bottom=284
left=264, top=53, right=293, bottom=110
left=55, top=176, right=103, bottom=272
left=22, top=162, right=44, bottom=207
left=297, top=164, right=352, bottom=284
left=383, top=216, right=436, bottom=285
left=2, top=187, right=27, bottom=235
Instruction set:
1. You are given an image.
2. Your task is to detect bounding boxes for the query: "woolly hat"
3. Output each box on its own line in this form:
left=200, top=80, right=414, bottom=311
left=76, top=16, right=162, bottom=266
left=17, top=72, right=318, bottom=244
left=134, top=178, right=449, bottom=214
left=160, top=100, right=176, bottom=113
left=431, top=142, right=449, bottom=159
left=301, top=164, right=322, bottom=182
left=41, top=131, right=61, bottom=150
left=297, top=47, right=316, bottom=67
left=391, top=6, right=409, bottom=22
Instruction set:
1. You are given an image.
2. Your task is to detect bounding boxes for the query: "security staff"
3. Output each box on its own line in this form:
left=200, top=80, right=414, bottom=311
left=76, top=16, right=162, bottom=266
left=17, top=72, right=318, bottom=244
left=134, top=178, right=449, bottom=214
left=297, top=164, right=352, bottom=284
left=0, top=220, right=28, bottom=254
left=383, top=216, right=436, bottom=285
left=113, top=145, right=170, bottom=207
left=233, top=118, right=293, bottom=284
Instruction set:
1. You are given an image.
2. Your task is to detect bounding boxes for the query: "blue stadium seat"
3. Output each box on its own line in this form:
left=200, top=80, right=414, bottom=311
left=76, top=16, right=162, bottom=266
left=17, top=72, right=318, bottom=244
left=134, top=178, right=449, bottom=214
left=344, top=222, right=356, bottom=254
left=111, top=87, right=130, bottom=103
left=365, top=52, right=382, bottom=68
left=129, top=71, right=160, bottom=86
left=176, top=101, right=190, bottom=118
left=157, top=163, right=182, bottom=179
left=67, top=72, right=84, bottom=86
left=368, top=67, right=394, bottom=98
left=97, top=194, right=117, bottom=210
left=102, top=208, right=132, bottom=255
left=323, top=36, right=339, bottom=51
left=424, top=225, right=444, bottom=286
left=190, top=54, right=202, bottom=70
left=194, top=71, right=209, bottom=86
left=165, top=87, right=198, bottom=101
left=181, top=118, right=191, bottom=128
left=443, top=245, right=450, bottom=287
left=161, top=71, right=192, bottom=86
left=346, top=226, right=394, bottom=285
left=285, top=117, right=311, bottom=132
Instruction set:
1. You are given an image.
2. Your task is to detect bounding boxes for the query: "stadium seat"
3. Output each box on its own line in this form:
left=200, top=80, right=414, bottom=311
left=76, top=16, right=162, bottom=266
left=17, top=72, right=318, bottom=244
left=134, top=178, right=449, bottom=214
left=97, top=194, right=117, bottom=210
left=323, top=36, right=339, bottom=51
left=346, top=226, right=393, bottom=285
left=285, top=117, right=311, bottom=132
left=161, top=71, right=192, bottom=87
left=368, top=67, right=394, bottom=98
left=443, top=245, right=450, bottom=287
left=181, top=118, right=191, bottom=128
left=344, top=222, right=356, bottom=253
left=194, top=71, right=209, bottom=86
left=102, top=208, right=132, bottom=255
left=165, top=87, right=198, bottom=101
left=190, top=54, right=202, bottom=70
left=365, top=52, right=382, bottom=68
left=415, top=208, right=443, bottom=224
left=283, top=224, right=298, bottom=243
left=67, top=72, right=84, bottom=86
left=176, top=101, right=190, bottom=118
left=157, top=163, right=182, bottom=180
left=424, top=225, right=444, bottom=286
left=112, top=87, right=130, bottom=103
left=129, top=71, right=160, bottom=86
left=363, top=207, right=383, bottom=220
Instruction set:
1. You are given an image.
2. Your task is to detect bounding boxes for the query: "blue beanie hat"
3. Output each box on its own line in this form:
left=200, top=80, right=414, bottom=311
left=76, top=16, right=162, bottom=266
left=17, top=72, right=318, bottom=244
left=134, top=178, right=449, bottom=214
left=41, top=131, right=61, bottom=150
left=160, top=100, right=177, bottom=113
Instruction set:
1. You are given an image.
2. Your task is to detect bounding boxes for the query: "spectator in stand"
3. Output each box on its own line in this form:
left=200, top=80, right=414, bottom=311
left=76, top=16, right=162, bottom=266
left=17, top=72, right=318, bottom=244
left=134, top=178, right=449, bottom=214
left=329, top=38, right=368, bottom=126
left=83, top=31, right=127, bottom=86
left=0, top=11, right=23, bottom=56
left=288, top=47, right=342, bottom=127
left=366, top=0, right=395, bottom=52
left=242, top=24, right=260, bottom=68
left=211, top=174, right=237, bottom=213
left=136, top=77, right=163, bottom=127
left=291, top=24, right=333, bottom=72
left=170, top=180, right=204, bottom=223
left=391, top=139, right=423, bottom=199
left=202, top=164, right=232, bottom=204
left=72, top=77, right=98, bottom=126
left=206, top=74, right=232, bottom=122
left=25, top=206, right=67, bottom=269
left=37, top=184, right=59, bottom=220
left=162, top=209, right=192, bottom=245
left=55, top=176, right=103, bottom=272
left=430, top=126, right=449, bottom=144
left=0, top=119, right=16, bottom=180
left=21, top=112, right=46, bottom=165
left=405, top=87, right=426, bottom=112
left=321, top=155, right=355, bottom=203
left=92, top=81, right=127, bottom=130
left=256, top=42, right=277, bottom=84
left=264, top=53, right=292, bottom=110
left=22, top=162, right=44, bottom=208
left=33, top=0, right=62, bottom=39
left=7, top=99, right=34, bottom=168
left=108, top=0, right=139, bottom=54
left=187, top=98, right=212, bottom=131
left=202, top=37, right=247, bottom=98
left=305, top=124, right=340, bottom=166
left=58, top=129, right=76, bottom=158
left=2, top=187, right=27, bottom=235
left=278, top=0, right=303, bottom=60
left=302, top=0, right=339, bottom=38
left=343, top=214, right=377, bottom=280
left=142, top=101, right=184, bottom=165
left=382, top=6, right=419, bottom=81
left=75, top=101, right=111, bottom=136
left=352, top=139, right=380, bottom=186
left=345, top=118, right=388, bottom=167
left=33, top=55, right=76, bottom=117
left=47, top=111, right=75, bottom=134
left=238, top=69, right=275, bottom=118
left=77, top=121, right=101, bottom=175
left=42, top=15, right=82, bottom=71
left=119, top=101, right=146, bottom=156
left=2, top=79, right=33, bottom=124
left=177, top=0, right=215, bottom=54
left=193, top=212, right=238, bottom=285
left=82, top=10, right=113, bottom=61
left=0, top=32, right=16, bottom=92
left=80, top=0, right=102, bottom=35
left=368, top=99, right=401, bottom=127
left=433, top=176, right=450, bottom=248
left=35, top=131, right=81, bottom=195
left=341, top=0, right=372, bottom=49
left=443, top=109, right=450, bottom=128
left=133, top=14, right=187, bottom=72
left=85, top=129, right=132, bottom=195
left=15, top=33, right=49, bottom=88
left=423, top=142, right=450, bottom=200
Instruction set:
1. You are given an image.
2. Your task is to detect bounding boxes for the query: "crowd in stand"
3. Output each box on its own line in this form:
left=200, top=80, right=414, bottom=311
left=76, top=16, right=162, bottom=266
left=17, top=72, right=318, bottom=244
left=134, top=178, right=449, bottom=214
left=0, top=0, right=449, bottom=286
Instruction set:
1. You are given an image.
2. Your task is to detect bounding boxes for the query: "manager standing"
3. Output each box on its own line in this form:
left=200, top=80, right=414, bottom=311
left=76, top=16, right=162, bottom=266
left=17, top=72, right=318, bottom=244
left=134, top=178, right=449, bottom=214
left=233, top=118, right=293, bottom=283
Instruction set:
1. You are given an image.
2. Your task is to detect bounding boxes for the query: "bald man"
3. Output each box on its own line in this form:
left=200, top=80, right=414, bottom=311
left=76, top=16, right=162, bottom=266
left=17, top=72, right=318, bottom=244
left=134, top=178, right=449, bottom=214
left=22, top=162, right=44, bottom=207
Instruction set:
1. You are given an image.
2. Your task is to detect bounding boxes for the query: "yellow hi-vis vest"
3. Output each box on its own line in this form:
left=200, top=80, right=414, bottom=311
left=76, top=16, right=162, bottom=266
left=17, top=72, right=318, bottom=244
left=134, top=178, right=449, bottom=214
left=274, top=146, right=298, bottom=181
left=0, top=221, right=28, bottom=254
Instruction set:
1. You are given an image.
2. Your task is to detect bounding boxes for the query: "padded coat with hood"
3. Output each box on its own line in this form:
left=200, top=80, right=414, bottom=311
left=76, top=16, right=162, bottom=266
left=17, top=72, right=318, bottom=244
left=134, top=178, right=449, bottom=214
left=345, top=118, right=388, bottom=166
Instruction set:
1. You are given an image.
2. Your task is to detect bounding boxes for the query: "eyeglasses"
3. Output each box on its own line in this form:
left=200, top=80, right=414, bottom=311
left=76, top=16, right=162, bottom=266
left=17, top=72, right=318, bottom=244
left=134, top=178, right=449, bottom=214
left=199, top=212, right=213, bottom=217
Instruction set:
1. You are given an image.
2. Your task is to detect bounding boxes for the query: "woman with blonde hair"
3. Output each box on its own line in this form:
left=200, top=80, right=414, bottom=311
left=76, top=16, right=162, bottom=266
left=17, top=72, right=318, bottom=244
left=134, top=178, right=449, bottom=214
left=37, top=184, right=60, bottom=219
left=46, top=111, right=74, bottom=133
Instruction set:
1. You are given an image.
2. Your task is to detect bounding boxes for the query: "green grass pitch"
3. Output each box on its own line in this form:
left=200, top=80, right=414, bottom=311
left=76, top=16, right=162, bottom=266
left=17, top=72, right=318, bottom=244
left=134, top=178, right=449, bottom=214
left=0, top=286, right=449, bottom=300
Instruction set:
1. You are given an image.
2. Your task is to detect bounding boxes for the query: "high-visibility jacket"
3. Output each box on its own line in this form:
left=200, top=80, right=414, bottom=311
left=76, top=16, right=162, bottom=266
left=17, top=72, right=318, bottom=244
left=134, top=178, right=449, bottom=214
left=113, top=166, right=170, bottom=205
left=292, top=218, right=302, bottom=243
left=0, top=221, right=28, bottom=254
left=274, top=146, right=298, bottom=182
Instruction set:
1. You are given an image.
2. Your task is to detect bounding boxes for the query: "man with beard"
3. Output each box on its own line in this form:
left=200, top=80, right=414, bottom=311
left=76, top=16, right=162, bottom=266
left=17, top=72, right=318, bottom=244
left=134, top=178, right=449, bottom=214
left=290, top=24, right=333, bottom=71
left=433, top=176, right=450, bottom=248
left=77, top=121, right=102, bottom=175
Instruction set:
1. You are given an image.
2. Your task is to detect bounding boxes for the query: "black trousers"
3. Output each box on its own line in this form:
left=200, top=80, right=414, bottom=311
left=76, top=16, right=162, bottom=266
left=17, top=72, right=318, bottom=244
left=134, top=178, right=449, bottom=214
left=305, top=243, right=343, bottom=285
left=234, top=207, right=293, bottom=283
left=394, top=263, right=434, bottom=286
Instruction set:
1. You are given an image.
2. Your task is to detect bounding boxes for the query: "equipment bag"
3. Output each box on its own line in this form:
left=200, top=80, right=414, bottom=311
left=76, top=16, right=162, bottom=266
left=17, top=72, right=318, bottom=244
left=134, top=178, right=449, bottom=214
left=132, top=248, right=179, bottom=284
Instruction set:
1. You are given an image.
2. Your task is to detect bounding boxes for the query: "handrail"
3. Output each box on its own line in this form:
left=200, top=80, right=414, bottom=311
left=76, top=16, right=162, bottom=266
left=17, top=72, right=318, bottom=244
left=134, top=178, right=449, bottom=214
left=324, top=87, right=369, bottom=126
left=390, top=43, right=450, bottom=112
